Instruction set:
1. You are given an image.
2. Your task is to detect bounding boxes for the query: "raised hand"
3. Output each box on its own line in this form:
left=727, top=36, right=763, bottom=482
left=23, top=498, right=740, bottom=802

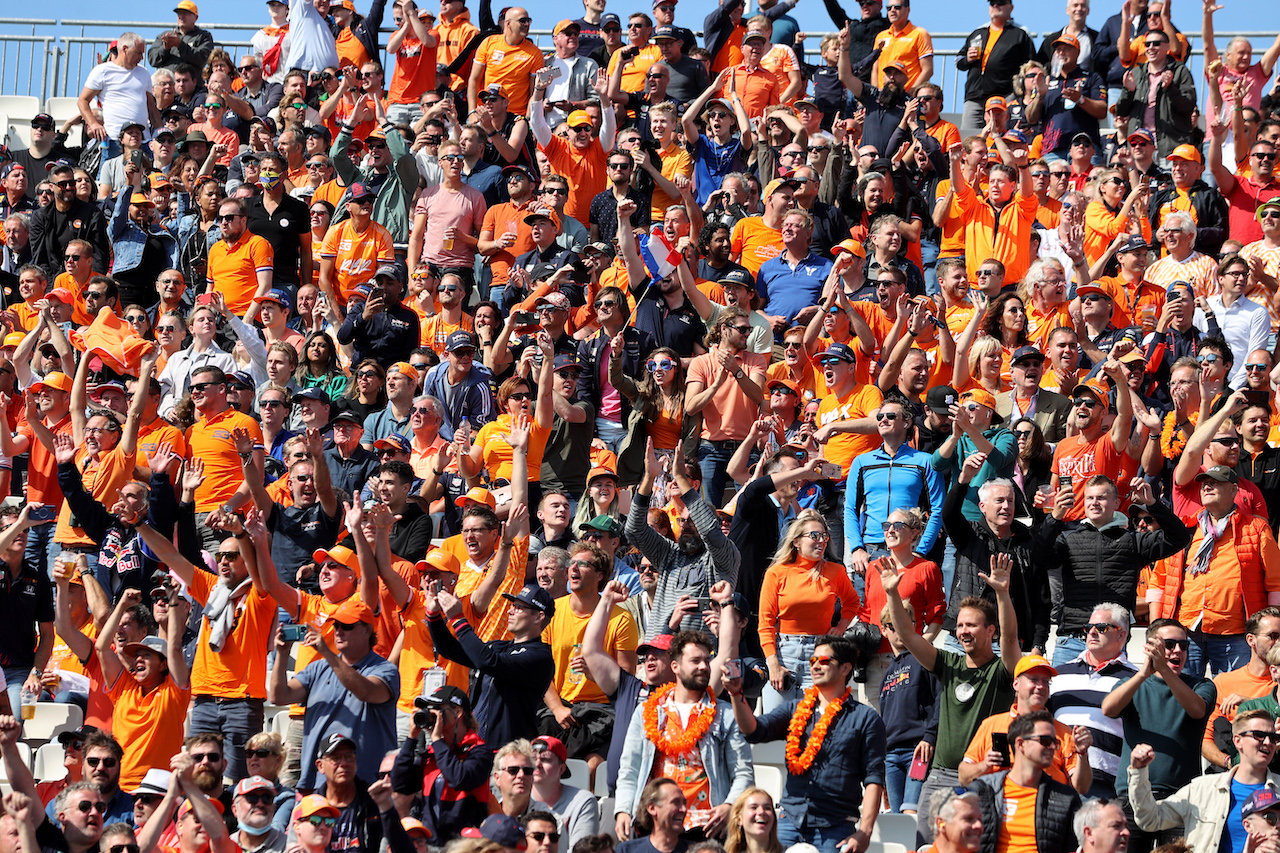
left=52, top=431, right=78, bottom=466
left=979, top=553, right=1012, bottom=593
left=181, top=457, right=206, bottom=492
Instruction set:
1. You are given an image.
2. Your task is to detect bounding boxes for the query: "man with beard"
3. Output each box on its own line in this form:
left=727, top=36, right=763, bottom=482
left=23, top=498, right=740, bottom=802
left=625, top=442, right=740, bottom=638
left=837, top=28, right=908, bottom=155
left=136, top=753, right=236, bottom=853
left=40, top=731, right=134, bottom=826
left=728, top=635, right=885, bottom=853
left=181, top=735, right=236, bottom=832
left=585, top=582, right=675, bottom=795
left=230, top=776, right=286, bottom=853
left=614, top=631, right=752, bottom=840
left=1050, top=366, right=1133, bottom=524
left=884, top=550, right=1019, bottom=845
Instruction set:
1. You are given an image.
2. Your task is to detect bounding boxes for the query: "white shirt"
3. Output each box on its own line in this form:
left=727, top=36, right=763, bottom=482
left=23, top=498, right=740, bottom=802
left=83, top=61, right=152, bottom=138
left=1196, top=294, right=1272, bottom=388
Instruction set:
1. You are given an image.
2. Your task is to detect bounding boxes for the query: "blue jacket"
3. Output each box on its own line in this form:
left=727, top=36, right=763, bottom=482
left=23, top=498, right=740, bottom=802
left=109, top=190, right=181, bottom=276
left=421, top=362, right=497, bottom=441
left=615, top=697, right=754, bottom=820
left=746, top=695, right=886, bottom=828
left=845, top=443, right=946, bottom=554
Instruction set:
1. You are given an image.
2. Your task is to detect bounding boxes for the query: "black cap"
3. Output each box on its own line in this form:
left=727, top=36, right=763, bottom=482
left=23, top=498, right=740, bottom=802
left=1010, top=345, right=1045, bottom=364
left=720, top=268, right=755, bottom=290
left=293, top=387, right=331, bottom=405
left=1071, top=132, right=1095, bottom=147
left=318, top=732, right=356, bottom=757
left=329, top=404, right=363, bottom=425
left=926, top=385, right=959, bottom=415
left=57, top=724, right=100, bottom=746
left=413, top=684, right=471, bottom=713
left=502, top=583, right=556, bottom=617
left=1196, top=465, right=1239, bottom=484
left=1117, top=234, right=1152, bottom=254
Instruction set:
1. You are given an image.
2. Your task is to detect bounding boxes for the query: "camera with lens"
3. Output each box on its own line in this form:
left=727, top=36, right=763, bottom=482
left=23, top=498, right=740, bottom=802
left=413, top=708, right=438, bottom=730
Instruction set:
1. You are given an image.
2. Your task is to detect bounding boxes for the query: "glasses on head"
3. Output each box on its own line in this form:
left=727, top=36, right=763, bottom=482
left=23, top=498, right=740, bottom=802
left=503, top=765, right=535, bottom=776
left=808, top=654, right=837, bottom=666
left=85, top=756, right=118, bottom=768
left=76, top=800, right=108, bottom=814
left=1162, top=638, right=1190, bottom=650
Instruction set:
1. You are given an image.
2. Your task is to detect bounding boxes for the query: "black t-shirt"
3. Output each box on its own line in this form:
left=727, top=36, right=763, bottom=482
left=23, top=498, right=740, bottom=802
left=268, top=500, right=342, bottom=588
left=541, top=399, right=596, bottom=495
left=247, top=193, right=310, bottom=286
left=388, top=503, right=434, bottom=562
left=0, top=562, right=55, bottom=669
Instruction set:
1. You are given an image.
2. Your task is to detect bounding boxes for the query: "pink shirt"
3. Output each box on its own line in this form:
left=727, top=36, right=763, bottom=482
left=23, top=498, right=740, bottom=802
left=415, top=183, right=487, bottom=267
left=1208, top=62, right=1269, bottom=126
left=598, top=339, right=622, bottom=422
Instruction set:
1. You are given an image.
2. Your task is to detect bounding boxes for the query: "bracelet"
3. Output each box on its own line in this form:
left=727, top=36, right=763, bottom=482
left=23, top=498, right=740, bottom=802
left=238, top=452, right=252, bottom=460
left=500, top=540, right=515, bottom=548
left=433, top=469, right=445, bottom=476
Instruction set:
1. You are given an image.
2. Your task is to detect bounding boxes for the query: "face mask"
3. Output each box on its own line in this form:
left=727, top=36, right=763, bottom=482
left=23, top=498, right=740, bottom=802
left=260, top=171, right=283, bottom=191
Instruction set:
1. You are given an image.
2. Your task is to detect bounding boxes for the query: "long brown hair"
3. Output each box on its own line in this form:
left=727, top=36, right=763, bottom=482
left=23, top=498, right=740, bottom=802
left=725, top=788, right=782, bottom=853
left=635, top=346, right=686, bottom=422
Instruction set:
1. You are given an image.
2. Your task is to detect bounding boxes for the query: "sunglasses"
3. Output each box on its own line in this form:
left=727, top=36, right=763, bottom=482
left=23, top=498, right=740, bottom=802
left=508, top=392, right=533, bottom=402
left=818, top=357, right=848, bottom=367
left=1198, top=354, right=1221, bottom=364
left=216, top=213, right=242, bottom=222
left=529, top=832, right=561, bottom=843
left=801, top=530, right=829, bottom=542
left=593, top=300, right=618, bottom=309
left=1247, top=363, right=1271, bottom=371
left=875, top=411, right=899, bottom=422
left=881, top=520, right=919, bottom=532
left=190, top=382, right=223, bottom=393
left=156, top=326, right=177, bottom=333
left=450, top=348, right=476, bottom=358
left=1085, top=622, right=1116, bottom=634
left=1262, top=211, right=1280, bottom=220
left=440, top=154, right=465, bottom=162
left=808, top=654, right=837, bottom=666
left=1162, top=638, right=1190, bottom=650
left=1072, top=397, right=1099, bottom=409
left=503, top=765, right=535, bottom=776
left=190, top=752, right=222, bottom=763
left=1019, top=734, right=1059, bottom=748
left=86, top=756, right=118, bottom=768
left=305, top=816, right=338, bottom=827
left=648, top=359, right=676, bottom=371
left=76, top=801, right=108, bottom=814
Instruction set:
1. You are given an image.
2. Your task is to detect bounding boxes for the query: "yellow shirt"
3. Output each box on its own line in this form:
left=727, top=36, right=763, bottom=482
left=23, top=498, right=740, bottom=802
left=542, top=600, right=639, bottom=704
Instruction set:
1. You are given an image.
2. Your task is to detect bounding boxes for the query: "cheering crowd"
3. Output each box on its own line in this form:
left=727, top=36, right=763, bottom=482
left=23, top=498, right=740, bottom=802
left=5, top=2, right=1280, bottom=853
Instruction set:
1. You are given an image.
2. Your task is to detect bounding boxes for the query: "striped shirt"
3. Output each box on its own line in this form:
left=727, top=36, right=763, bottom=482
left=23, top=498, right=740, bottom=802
left=1047, top=653, right=1138, bottom=786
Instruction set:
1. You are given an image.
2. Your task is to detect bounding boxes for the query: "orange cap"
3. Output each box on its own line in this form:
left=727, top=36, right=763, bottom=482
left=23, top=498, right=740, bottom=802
left=311, top=544, right=360, bottom=576
left=1168, top=144, right=1203, bottom=163
left=958, top=388, right=997, bottom=411
left=330, top=597, right=376, bottom=627
left=833, top=238, right=866, bottom=258
left=415, top=550, right=461, bottom=575
left=454, top=487, right=496, bottom=509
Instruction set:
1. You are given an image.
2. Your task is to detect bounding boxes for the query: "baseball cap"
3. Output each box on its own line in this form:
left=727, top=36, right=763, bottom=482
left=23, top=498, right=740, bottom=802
left=57, top=724, right=100, bottom=747
left=926, top=385, right=959, bottom=415
left=1053, top=32, right=1080, bottom=49
left=580, top=514, right=623, bottom=536
left=1118, top=349, right=1147, bottom=365
left=1074, top=283, right=1111, bottom=299
left=566, top=109, right=594, bottom=129
left=1243, top=789, right=1280, bottom=819
left=177, top=798, right=224, bottom=821
left=29, top=372, right=72, bottom=395
left=479, top=83, right=507, bottom=101
left=318, top=733, right=357, bottom=758
left=330, top=597, right=376, bottom=627
left=415, top=549, right=461, bottom=576
left=704, top=98, right=734, bottom=114
left=293, top=795, right=340, bottom=822
left=1168, top=144, right=1203, bottom=163
left=816, top=342, right=857, bottom=363
left=958, top=388, right=997, bottom=411
left=763, top=177, right=799, bottom=198
left=532, top=735, right=568, bottom=765
left=234, top=776, right=276, bottom=797
left=636, top=633, right=675, bottom=657
left=463, top=815, right=528, bottom=851
left=833, top=238, right=867, bottom=258
left=721, top=268, right=756, bottom=289
left=654, top=25, right=678, bottom=40
left=1196, top=465, right=1239, bottom=484
left=553, top=19, right=580, bottom=35
left=984, top=96, right=1007, bottom=112
left=254, top=288, right=292, bottom=310
left=536, top=292, right=571, bottom=312
left=587, top=466, right=619, bottom=485
left=401, top=819, right=432, bottom=839
left=129, top=192, right=153, bottom=207
left=1071, top=132, right=1095, bottom=148
left=601, top=12, right=621, bottom=26
left=455, top=486, right=496, bottom=508
left=502, top=163, right=537, bottom=181
left=293, top=387, right=330, bottom=405
left=374, top=433, right=411, bottom=454
left=30, top=113, right=54, bottom=129
left=329, top=404, right=363, bottom=425
left=502, top=583, right=557, bottom=616
left=1070, top=378, right=1111, bottom=402
left=174, top=0, right=199, bottom=13
left=524, top=207, right=560, bottom=228
left=1013, top=653, right=1057, bottom=678
left=767, top=377, right=801, bottom=396
left=743, top=30, right=768, bottom=43
left=883, top=59, right=908, bottom=75
left=1117, top=235, right=1152, bottom=254
left=1, top=333, right=23, bottom=348
left=445, top=330, right=477, bottom=352
left=1010, top=345, right=1044, bottom=364
left=415, top=684, right=471, bottom=712
left=312, top=544, right=360, bottom=575
left=149, top=171, right=172, bottom=187
left=253, top=116, right=280, bottom=135
left=1127, top=127, right=1156, bottom=147
left=553, top=353, right=582, bottom=372
left=90, top=381, right=128, bottom=401
left=347, top=182, right=376, bottom=202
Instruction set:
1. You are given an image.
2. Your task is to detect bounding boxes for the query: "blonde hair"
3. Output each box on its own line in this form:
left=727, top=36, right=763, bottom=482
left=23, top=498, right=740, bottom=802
left=725, top=788, right=782, bottom=853
left=967, top=335, right=1003, bottom=378
left=770, top=509, right=828, bottom=578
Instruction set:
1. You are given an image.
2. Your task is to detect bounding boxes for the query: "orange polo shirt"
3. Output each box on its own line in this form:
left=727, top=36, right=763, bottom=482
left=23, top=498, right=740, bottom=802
left=476, top=35, right=545, bottom=115
left=815, top=383, right=885, bottom=477
left=185, top=407, right=264, bottom=512
left=607, top=44, right=663, bottom=94
left=540, top=134, right=608, bottom=227
left=17, top=412, right=73, bottom=508
left=208, top=231, right=274, bottom=314
left=397, top=588, right=475, bottom=712
left=108, top=673, right=191, bottom=789
left=187, top=570, right=277, bottom=700
left=719, top=64, right=783, bottom=120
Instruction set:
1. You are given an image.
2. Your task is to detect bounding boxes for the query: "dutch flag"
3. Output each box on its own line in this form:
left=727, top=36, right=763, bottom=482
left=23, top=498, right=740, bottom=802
left=638, top=225, right=683, bottom=281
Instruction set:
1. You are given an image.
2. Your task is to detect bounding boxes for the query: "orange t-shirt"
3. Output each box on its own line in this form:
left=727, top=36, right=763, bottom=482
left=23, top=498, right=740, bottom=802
left=190, top=123, right=239, bottom=166
left=320, top=219, right=396, bottom=304
left=711, top=24, right=745, bottom=74
left=454, top=537, right=530, bottom=642
left=18, top=412, right=73, bottom=507
left=421, top=312, right=475, bottom=355
left=476, top=414, right=552, bottom=483
left=208, top=232, right=274, bottom=315
left=397, top=587, right=474, bottom=712
left=50, top=619, right=97, bottom=678
left=1052, top=432, right=1125, bottom=522
left=650, top=140, right=694, bottom=221
left=187, top=570, right=278, bottom=700
left=335, top=27, right=371, bottom=70
left=998, top=777, right=1040, bottom=853
left=390, top=35, right=438, bottom=105
left=1025, top=302, right=1073, bottom=350
left=540, top=135, right=608, bottom=227
left=185, top=408, right=265, bottom=512
left=481, top=200, right=537, bottom=288
left=54, top=445, right=139, bottom=547
left=1203, top=665, right=1274, bottom=747
left=137, top=418, right=187, bottom=471
left=53, top=272, right=95, bottom=325
left=685, top=349, right=769, bottom=441
left=816, top=383, right=885, bottom=477
left=1084, top=200, right=1132, bottom=267
left=935, top=179, right=966, bottom=258
left=108, top=673, right=192, bottom=789
left=962, top=706, right=1080, bottom=787
left=476, top=36, right=544, bottom=115
left=731, top=216, right=785, bottom=276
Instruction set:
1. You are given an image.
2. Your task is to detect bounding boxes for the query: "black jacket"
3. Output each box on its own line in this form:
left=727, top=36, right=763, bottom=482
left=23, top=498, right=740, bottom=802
left=427, top=611, right=554, bottom=746
left=971, top=769, right=1080, bottom=853
left=29, top=198, right=110, bottom=280
left=1115, top=60, right=1199, bottom=160
left=391, top=732, right=494, bottom=842
left=727, top=473, right=787, bottom=611
left=821, top=0, right=887, bottom=72
left=1035, top=499, right=1190, bottom=633
left=1147, top=178, right=1229, bottom=257
left=942, top=481, right=1050, bottom=651
left=337, top=299, right=421, bottom=368
left=956, top=24, right=1035, bottom=104
left=575, top=326, right=656, bottom=421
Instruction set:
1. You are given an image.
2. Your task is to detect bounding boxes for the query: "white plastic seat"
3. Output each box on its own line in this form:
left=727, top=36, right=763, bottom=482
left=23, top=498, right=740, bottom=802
left=22, top=702, right=82, bottom=743
left=33, top=743, right=67, bottom=782
left=872, top=813, right=919, bottom=849
left=751, top=740, right=786, bottom=765
left=753, top=764, right=783, bottom=803
left=563, top=757, right=591, bottom=789
left=0, top=96, right=39, bottom=122
left=0, top=744, right=32, bottom=781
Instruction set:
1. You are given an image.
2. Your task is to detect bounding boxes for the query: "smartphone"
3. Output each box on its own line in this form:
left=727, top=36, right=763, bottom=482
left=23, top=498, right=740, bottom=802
left=1060, top=474, right=1073, bottom=490
left=513, top=310, right=539, bottom=329
left=696, top=596, right=712, bottom=611
left=723, top=659, right=742, bottom=680
left=908, top=754, right=930, bottom=781
left=546, top=65, right=563, bottom=80
left=132, top=149, right=145, bottom=168
left=571, top=260, right=591, bottom=283
left=368, top=285, right=385, bottom=301
left=195, top=293, right=215, bottom=306
left=1245, top=389, right=1271, bottom=408
left=819, top=461, right=843, bottom=480
left=281, top=624, right=308, bottom=642
left=991, top=732, right=1011, bottom=766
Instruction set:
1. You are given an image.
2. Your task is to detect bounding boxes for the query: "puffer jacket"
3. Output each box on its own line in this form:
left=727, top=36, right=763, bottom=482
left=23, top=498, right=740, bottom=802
left=971, top=769, right=1080, bottom=853
left=1037, top=498, right=1191, bottom=633
left=942, top=481, right=1050, bottom=651
left=1146, top=177, right=1229, bottom=257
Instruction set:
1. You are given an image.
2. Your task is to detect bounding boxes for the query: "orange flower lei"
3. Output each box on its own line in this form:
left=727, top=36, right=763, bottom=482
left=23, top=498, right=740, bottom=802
left=1160, top=409, right=1199, bottom=459
left=785, top=687, right=850, bottom=775
left=642, top=683, right=718, bottom=754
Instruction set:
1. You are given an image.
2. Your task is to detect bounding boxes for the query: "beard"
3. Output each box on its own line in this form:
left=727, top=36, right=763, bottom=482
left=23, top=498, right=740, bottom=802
left=879, top=81, right=903, bottom=106
left=192, top=765, right=222, bottom=792
left=676, top=529, right=705, bottom=557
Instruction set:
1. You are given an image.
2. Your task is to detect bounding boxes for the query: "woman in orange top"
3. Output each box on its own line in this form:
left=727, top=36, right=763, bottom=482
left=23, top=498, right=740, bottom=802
left=757, top=510, right=859, bottom=712
left=464, top=334, right=555, bottom=506
left=955, top=335, right=1008, bottom=396
left=1083, top=169, right=1144, bottom=266
left=610, top=345, right=687, bottom=455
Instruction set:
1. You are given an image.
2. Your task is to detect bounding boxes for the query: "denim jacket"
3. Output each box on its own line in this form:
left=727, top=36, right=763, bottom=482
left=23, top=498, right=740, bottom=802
left=614, top=698, right=754, bottom=821
left=110, top=189, right=181, bottom=275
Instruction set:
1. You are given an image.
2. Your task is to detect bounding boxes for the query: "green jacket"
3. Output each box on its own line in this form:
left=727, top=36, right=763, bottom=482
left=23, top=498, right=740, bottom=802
left=330, top=123, right=418, bottom=244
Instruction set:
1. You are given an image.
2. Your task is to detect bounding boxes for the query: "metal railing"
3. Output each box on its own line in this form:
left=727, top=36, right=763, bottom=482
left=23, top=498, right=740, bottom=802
left=0, top=16, right=1274, bottom=116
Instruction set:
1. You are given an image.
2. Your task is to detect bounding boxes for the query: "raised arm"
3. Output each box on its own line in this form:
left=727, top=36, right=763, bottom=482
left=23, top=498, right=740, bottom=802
left=1174, top=388, right=1247, bottom=486
left=95, top=589, right=143, bottom=689
left=583, top=580, right=630, bottom=696
left=881, top=558, right=937, bottom=671
left=982, top=553, right=1023, bottom=674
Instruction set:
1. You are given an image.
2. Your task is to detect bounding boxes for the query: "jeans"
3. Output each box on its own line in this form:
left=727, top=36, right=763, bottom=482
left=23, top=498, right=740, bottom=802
left=194, top=511, right=225, bottom=555
left=820, top=481, right=848, bottom=574
left=24, top=515, right=56, bottom=580
left=385, top=103, right=422, bottom=126
left=777, top=813, right=854, bottom=853
left=190, top=695, right=266, bottom=782
left=920, top=238, right=941, bottom=297
left=762, top=633, right=819, bottom=712
left=940, top=537, right=956, bottom=605
left=1184, top=631, right=1249, bottom=679
left=697, top=439, right=738, bottom=507
left=3, top=666, right=28, bottom=719
left=1052, top=635, right=1087, bottom=668
left=596, top=418, right=628, bottom=454
left=885, top=747, right=926, bottom=813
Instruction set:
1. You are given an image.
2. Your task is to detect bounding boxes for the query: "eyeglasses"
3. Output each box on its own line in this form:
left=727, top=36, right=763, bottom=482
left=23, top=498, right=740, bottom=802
left=1072, top=398, right=1099, bottom=409
left=190, top=382, right=223, bottom=393
left=304, top=816, right=338, bottom=827
left=84, top=425, right=121, bottom=435
left=881, top=520, right=919, bottom=532
left=529, top=832, right=561, bottom=843
left=1162, top=638, right=1190, bottom=650
left=1086, top=622, right=1117, bottom=634
left=875, top=411, right=899, bottom=422
left=647, top=359, right=676, bottom=371
left=85, top=756, right=118, bottom=768
left=76, top=801, right=108, bottom=814
left=1019, top=734, right=1059, bottom=748
left=1198, top=354, right=1221, bottom=364
left=503, top=765, right=535, bottom=776
left=808, top=655, right=837, bottom=666
left=190, top=751, right=222, bottom=763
